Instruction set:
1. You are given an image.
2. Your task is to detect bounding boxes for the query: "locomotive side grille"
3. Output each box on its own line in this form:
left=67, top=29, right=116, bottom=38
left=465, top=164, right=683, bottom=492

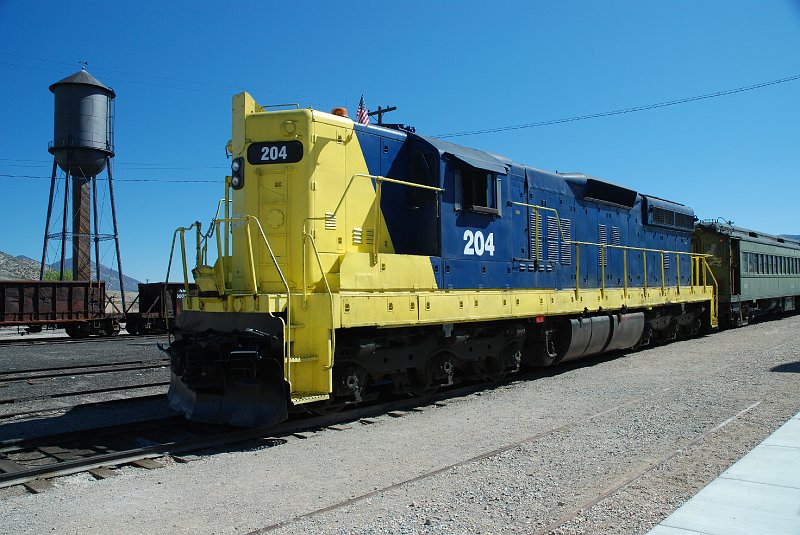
left=675, top=212, right=695, bottom=229
left=598, top=224, right=608, bottom=266
left=547, top=216, right=560, bottom=263
left=650, top=205, right=695, bottom=230
left=530, top=213, right=543, bottom=260
left=352, top=228, right=374, bottom=245
left=612, top=226, right=621, bottom=245
left=324, top=212, right=336, bottom=230
left=560, top=219, right=572, bottom=265
left=653, top=207, right=675, bottom=226
left=663, top=252, right=670, bottom=270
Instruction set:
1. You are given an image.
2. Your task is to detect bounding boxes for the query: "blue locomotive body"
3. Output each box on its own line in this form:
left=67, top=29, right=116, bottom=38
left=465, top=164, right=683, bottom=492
left=355, top=124, right=696, bottom=294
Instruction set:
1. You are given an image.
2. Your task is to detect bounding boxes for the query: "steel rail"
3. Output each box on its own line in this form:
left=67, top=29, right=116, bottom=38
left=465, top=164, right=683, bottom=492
left=0, top=359, right=169, bottom=383
left=0, top=371, right=548, bottom=491
left=0, top=381, right=169, bottom=406
left=533, top=400, right=763, bottom=535
left=248, top=386, right=676, bottom=534
left=0, top=334, right=165, bottom=347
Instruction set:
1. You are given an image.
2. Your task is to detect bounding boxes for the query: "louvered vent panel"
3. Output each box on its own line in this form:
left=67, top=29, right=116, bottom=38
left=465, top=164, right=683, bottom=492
left=675, top=212, right=694, bottom=230
left=663, top=253, right=670, bottom=270
left=324, top=212, right=336, bottom=230
left=530, top=213, right=543, bottom=260
left=560, top=219, right=572, bottom=265
left=547, top=216, right=559, bottom=263
left=653, top=207, right=675, bottom=226
left=611, top=226, right=621, bottom=245
left=598, top=224, right=608, bottom=266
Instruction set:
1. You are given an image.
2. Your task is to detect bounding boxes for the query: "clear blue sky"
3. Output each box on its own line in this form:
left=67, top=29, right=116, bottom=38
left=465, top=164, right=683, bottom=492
left=1, top=1, right=798, bottom=282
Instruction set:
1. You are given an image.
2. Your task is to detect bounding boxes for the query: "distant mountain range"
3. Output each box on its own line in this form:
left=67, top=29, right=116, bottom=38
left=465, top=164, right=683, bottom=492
left=0, top=251, right=141, bottom=291
left=780, top=234, right=800, bottom=241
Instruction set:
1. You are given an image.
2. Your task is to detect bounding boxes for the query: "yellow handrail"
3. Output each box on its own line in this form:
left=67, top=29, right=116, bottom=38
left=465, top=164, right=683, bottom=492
left=302, top=230, right=337, bottom=373
left=170, top=215, right=294, bottom=378
left=304, top=173, right=444, bottom=265
left=510, top=201, right=717, bottom=313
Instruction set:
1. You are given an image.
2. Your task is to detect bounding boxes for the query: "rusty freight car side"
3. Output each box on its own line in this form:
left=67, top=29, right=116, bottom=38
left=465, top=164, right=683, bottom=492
left=0, top=280, right=119, bottom=337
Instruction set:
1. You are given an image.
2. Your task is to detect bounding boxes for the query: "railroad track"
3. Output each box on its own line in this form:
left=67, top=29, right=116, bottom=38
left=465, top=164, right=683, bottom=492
left=0, top=353, right=653, bottom=493
left=0, top=359, right=171, bottom=420
left=0, top=336, right=776, bottom=496
left=0, top=376, right=527, bottom=493
left=0, top=358, right=170, bottom=384
left=247, top=396, right=763, bottom=535
left=0, top=333, right=166, bottom=347
left=0, top=381, right=171, bottom=419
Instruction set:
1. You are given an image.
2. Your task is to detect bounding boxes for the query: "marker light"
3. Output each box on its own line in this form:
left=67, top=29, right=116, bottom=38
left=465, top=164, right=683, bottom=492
left=231, top=157, right=244, bottom=190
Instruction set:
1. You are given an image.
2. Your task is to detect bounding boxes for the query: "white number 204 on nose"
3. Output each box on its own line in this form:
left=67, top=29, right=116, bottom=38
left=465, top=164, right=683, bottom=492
left=463, top=230, right=495, bottom=256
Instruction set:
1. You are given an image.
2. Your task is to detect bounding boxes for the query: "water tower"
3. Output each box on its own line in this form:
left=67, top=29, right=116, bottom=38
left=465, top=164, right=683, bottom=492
left=40, top=67, right=126, bottom=312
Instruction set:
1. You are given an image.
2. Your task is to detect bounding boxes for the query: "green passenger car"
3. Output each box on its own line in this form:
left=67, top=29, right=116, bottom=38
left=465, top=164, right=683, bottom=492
left=693, top=222, right=800, bottom=327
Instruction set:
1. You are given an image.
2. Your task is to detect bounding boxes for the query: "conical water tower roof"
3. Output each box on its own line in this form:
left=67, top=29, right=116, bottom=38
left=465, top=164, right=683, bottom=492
left=49, top=68, right=115, bottom=98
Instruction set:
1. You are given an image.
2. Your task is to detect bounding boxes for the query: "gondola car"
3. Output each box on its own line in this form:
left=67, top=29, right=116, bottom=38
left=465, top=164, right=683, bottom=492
left=693, top=222, right=800, bottom=327
left=0, top=280, right=118, bottom=337
left=166, top=93, right=717, bottom=427
left=125, top=282, right=194, bottom=334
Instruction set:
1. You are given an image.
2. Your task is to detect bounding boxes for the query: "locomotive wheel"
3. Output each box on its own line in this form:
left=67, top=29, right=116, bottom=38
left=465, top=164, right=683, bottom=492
left=410, top=350, right=456, bottom=397
left=485, top=343, right=521, bottom=382
left=407, top=364, right=439, bottom=398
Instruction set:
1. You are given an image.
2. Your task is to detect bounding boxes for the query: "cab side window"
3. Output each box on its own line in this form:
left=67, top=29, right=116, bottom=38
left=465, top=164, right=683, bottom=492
left=455, top=166, right=500, bottom=215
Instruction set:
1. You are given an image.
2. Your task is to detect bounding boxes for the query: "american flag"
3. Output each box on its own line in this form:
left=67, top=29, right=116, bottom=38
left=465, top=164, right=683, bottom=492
left=356, top=95, right=370, bottom=125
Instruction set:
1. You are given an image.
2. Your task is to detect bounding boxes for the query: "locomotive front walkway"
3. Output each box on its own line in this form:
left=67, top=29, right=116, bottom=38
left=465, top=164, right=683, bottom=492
left=648, top=409, right=800, bottom=535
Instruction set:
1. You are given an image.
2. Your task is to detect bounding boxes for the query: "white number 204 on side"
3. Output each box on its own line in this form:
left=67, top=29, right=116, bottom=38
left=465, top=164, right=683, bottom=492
left=463, top=230, right=495, bottom=256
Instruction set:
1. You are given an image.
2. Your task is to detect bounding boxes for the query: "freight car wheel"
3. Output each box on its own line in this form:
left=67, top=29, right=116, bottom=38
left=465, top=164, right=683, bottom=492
left=125, top=321, right=139, bottom=335
left=65, top=323, right=90, bottom=339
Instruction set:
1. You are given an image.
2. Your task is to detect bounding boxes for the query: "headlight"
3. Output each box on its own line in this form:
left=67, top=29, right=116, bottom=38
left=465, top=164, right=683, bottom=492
left=231, top=157, right=244, bottom=190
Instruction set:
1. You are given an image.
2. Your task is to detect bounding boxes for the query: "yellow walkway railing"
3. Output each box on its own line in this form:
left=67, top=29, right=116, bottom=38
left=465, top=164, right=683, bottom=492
left=512, top=201, right=718, bottom=323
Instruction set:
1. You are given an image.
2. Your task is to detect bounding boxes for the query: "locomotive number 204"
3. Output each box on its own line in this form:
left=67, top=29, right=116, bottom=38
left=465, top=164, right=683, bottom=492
left=463, top=230, right=495, bottom=256
left=247, top=140, right=303, bottom=165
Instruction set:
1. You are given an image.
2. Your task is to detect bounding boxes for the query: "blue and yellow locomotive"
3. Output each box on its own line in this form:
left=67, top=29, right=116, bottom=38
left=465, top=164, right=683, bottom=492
left=167, top=93, right=717, bottom=427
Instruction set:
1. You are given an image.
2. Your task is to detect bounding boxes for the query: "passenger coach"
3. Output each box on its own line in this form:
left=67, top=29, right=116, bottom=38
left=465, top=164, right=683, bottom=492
left=694, top=222, right=800, bottom=327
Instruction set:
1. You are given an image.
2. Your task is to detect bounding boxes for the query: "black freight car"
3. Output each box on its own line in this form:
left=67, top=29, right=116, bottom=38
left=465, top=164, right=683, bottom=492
left=125, top=282, right=194, bottom=335
left=0, top=280, right=119, bottom=337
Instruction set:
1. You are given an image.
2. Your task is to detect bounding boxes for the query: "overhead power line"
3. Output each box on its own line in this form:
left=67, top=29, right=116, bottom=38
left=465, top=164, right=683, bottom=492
left=0, top=173, right=217, bottom=183
left=436, top=73, right=800, bottom=138
left=0, top=51, right=341, bottom=108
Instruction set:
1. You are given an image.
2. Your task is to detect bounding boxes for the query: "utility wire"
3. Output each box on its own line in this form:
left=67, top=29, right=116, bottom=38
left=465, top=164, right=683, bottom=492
left=436, top=73, right=800, bottom=138
left=0, top=158, right=227, bottom=169
left=0, top=173, right=217, bottom=183
left=0, top=51, right=341, bottom=107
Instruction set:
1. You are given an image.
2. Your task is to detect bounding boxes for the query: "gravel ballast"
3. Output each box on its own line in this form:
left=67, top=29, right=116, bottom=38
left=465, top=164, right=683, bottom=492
left=1, top=316, right=798, bottom=535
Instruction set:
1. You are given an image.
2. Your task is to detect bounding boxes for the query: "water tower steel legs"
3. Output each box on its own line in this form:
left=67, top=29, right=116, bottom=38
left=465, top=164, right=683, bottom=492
left=40, top=160, right=58, bottom=280
left=106, top=157, right=126, bottom=314
left=59, top=150, right=71, bottom=281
